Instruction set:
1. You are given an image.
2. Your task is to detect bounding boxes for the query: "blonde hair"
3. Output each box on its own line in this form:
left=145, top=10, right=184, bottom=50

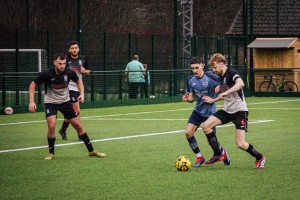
left=209, top=53, right=226, bottom=66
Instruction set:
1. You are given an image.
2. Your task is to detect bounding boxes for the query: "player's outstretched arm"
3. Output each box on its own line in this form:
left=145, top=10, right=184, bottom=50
left=221, top=78, right=244, bottom=97
left=28, top=81, right=37, bottom=112
left=202, top=94, right=223, bottom=104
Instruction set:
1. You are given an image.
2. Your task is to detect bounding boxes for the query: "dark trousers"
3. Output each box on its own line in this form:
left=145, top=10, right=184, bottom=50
left=128, top=82, right=140, bottom=99
left=140, top=82, right=148, bottom=98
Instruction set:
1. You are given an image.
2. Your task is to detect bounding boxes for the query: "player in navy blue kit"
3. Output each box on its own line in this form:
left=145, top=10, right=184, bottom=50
left=28, top=53, right=105, bottom=160
left=202, top=53, right=266, bottom=169
left=182, top=57, right=230, bottom=167
left=59, top=41, right=90, bottom=140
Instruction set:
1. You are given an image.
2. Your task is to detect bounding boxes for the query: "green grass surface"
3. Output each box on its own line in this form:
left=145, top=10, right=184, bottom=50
left=0, top=97, right=300, bottom=200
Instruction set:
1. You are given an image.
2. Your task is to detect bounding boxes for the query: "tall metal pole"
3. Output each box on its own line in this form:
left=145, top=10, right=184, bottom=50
left=249, top=0, right=254, bottom=92
left=76, top=0, right=82, bottom=45
left=181, top=0, right=193, bottom=68
left=173, top=0, right=178, bottom=96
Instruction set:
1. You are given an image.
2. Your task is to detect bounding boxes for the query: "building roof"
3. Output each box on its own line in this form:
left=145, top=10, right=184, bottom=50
left=248, top=38, right=298, bottom=48
left=227, top=0, right=300, bottom=36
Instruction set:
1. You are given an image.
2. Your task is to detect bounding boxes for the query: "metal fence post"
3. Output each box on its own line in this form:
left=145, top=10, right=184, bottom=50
left=2, top=73, right=6, bottom=107
left=119, top=70, right=123, bottom=100
left=103, top=32, right=107, bottom=100
left=15, top=29, right=20, bottom=106
left=151, top=34, right=155, bottom=95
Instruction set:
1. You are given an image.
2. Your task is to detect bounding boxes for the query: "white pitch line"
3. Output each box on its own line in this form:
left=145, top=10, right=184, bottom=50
left=82, top=118, right=187, bottom=121
left=247, top=99, right=300, bottom=105
left=0, top=120, right=274, bottom=154
left=1, top=98, right=298, bottom=126
left=249, top=108, right=300, bottom=110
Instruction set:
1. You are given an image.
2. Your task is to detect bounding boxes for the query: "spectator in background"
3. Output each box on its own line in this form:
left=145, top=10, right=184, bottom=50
left=124, top=55, right=144, bottom=99
left=140, top=63, right=150, bottom=98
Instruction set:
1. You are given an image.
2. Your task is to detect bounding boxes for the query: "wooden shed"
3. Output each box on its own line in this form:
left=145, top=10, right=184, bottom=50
left=248, top=38, right=300, bottom=92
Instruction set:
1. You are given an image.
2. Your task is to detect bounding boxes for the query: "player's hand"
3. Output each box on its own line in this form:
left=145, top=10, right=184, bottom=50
left=220, top=91, right=228, bottom=98
left=202, top=96, right=214, bottom=104
left=182, top=93, right=189, bottom=102
left=28, top=102, right=37, bottom=112
left=80, top=67, right=86, bottom=73
left=78, top=95, right=84, bottom=103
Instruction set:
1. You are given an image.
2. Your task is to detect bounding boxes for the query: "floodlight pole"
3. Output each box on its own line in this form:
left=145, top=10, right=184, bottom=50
left=180, top=0, right=193, bottom=67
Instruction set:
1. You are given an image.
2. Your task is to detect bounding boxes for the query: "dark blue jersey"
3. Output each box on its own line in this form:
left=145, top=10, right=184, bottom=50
left=186, top=72, right=219, bottom=117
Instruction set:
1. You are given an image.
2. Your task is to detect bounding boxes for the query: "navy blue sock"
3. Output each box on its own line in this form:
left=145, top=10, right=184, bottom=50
left=187, top=136, right=200, bottom=154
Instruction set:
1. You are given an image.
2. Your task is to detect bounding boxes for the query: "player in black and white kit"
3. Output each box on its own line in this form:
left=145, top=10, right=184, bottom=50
left=201, top=53, right=266, bottom=169
left=28, top=53, right=105, bottom=160
left=59, top=41, right=90, bottom=140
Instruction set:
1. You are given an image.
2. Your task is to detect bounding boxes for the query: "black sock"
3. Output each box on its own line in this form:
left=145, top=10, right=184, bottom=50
left=79, top=133, right=94, bottom=152
left=205, top=131, right=222, bottom=156
left=246, top=144, right=262, bottom=160
left=47, top=137, right=55, bottom=154
left=187, top=136, right=200, bottom=154
left=61, top=121, right=70, bottom=132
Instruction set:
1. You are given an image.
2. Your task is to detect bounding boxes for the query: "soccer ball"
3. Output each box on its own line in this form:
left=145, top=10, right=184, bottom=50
left=4, top=107, right=13, bottom=115
left=175, top=156, right=192, bottom=171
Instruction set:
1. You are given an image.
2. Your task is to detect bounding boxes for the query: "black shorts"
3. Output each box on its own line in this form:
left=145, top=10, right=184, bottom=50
left=213, top=110, right=248, bottom=131
left=44, top=101, right=78, bottom=119
left=188, top=110, right=209, bottom=128
left=69, top=90, right=80, bottom=103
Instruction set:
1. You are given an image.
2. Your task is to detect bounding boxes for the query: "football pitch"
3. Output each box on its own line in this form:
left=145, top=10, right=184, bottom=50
left=0, top=97, right=299, bottom=200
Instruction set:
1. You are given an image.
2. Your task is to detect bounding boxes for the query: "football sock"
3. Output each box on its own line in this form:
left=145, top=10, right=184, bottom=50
left=61, top=121, right=70, bottom=132
left=187, top=136, right=201, bottom=155
left=47, top=137, right=55, bottom=154
left=246, top=144, right=263, bottom=160
left=79, top=132, right=94, bottom=152
left=205, top=131, right=222, bottom=156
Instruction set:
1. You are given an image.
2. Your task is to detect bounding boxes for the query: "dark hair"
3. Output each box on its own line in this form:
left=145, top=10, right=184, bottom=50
left=133, top=55, right=139, bottom=60
left=53, top=53, right=66, bottom=61
left=189, top=57, right=204, bottom=64
left=67, top=41, right=79, bottom=49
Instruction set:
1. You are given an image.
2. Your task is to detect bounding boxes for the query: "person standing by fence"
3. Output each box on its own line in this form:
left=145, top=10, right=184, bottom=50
left=124, top=55, right=144, bottom=99
left=140, top=63, right=150, bottom=98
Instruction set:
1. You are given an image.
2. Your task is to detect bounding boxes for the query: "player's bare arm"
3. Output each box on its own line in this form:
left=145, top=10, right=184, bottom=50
left=221, top=78, right=245, bottom=97
left=215, top=85, right=220, bottom=93
left=202, top=94, right=223, bottom=104
left=76, top=79, right=85, bottom=103
left=80, top=67, right=90, bottom=74
left=28, top=81, right=37, bottom=112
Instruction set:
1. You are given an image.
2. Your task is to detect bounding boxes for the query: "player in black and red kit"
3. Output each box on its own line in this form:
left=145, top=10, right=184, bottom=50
left=59, top=41, right=90, bottom=140
left=28, top=53, right=105, bottom=160
left=201, top=53, right=266, bottom=169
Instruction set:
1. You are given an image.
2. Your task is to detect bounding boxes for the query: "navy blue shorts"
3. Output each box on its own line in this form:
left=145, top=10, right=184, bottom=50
left=213, top=110, right=248, bottom=131
left=44, top=101, right=78, bottom=119
left=188, top=110, right=210, bottom=128
left=69, top=90, right=80, bottom=103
